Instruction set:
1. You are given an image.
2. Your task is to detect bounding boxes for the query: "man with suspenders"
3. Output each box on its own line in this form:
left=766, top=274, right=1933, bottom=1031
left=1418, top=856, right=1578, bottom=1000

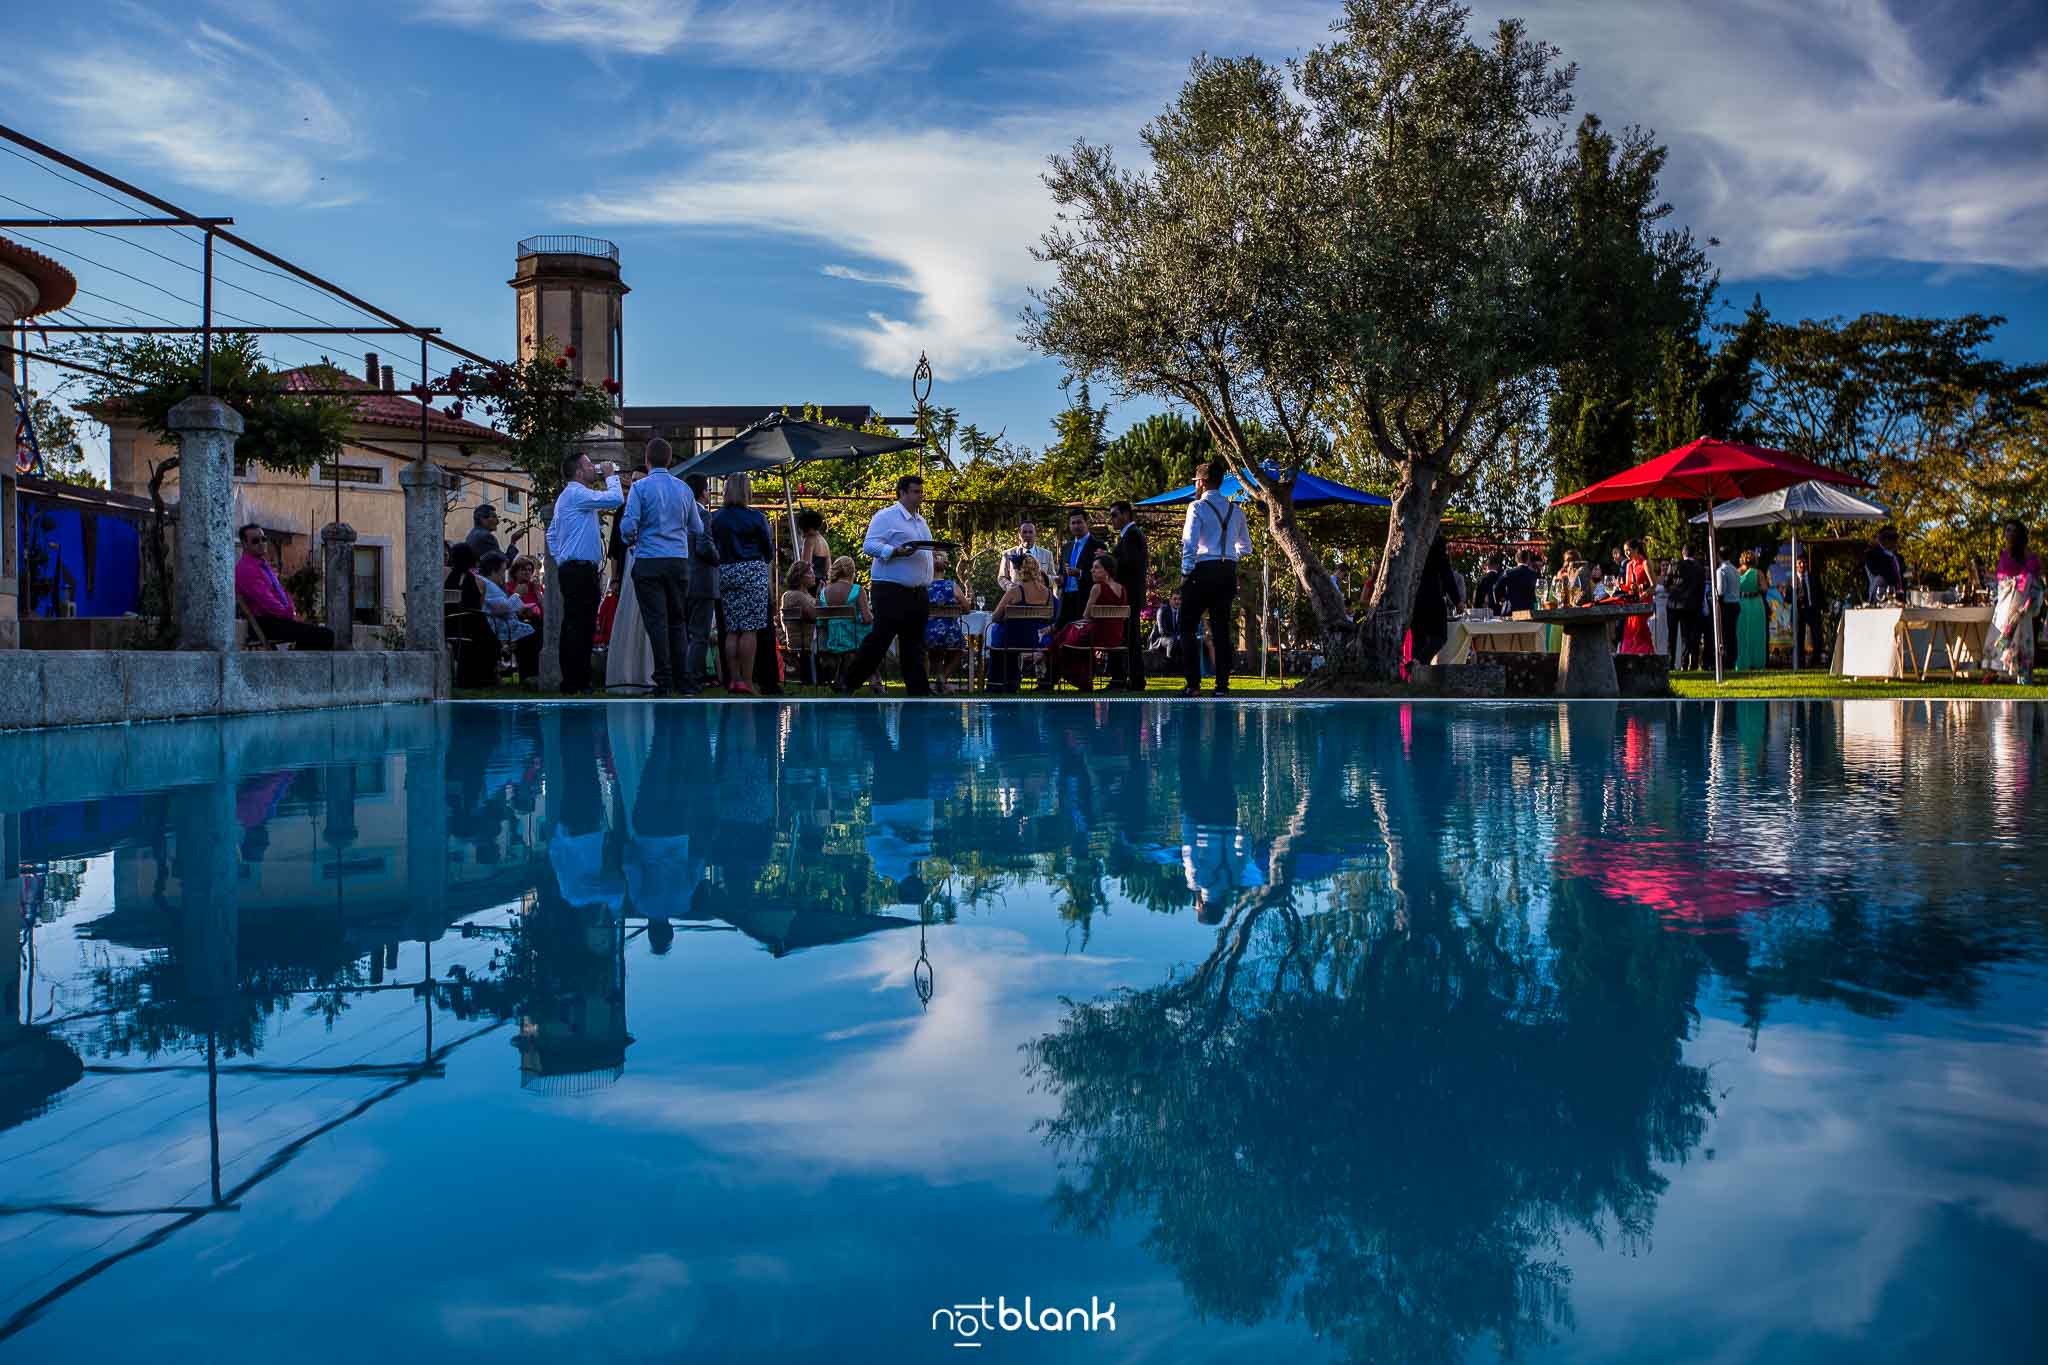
left=1177, top=460, right=1251, bottom=696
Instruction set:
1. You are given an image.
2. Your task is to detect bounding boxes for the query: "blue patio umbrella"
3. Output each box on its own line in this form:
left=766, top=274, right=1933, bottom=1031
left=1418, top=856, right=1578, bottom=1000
left=1137, top=463, right=1391, bottom=508
left=1140, top=465, right=1391, bottom=677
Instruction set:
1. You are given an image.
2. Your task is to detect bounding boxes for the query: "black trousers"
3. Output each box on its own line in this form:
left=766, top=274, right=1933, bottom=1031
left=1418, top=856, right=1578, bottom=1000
left=1180, top=560, right=1238, bottom=689
left=1675, top=609, right=1707, bottom=670
left=844, top=581, right=929, bottom=696
left=253, top=615, right=334, bottom=650
left=556, top=560, right=601, bottom=693
left=1795, top=600, right=1826, bottom=668
left=682, top=594, right=715, bottom=690
left=1718, top=600, right=1740, bottom=672
left=631, top=557, right=690, bottom=692
left=511, top=630, right=540, bottom=681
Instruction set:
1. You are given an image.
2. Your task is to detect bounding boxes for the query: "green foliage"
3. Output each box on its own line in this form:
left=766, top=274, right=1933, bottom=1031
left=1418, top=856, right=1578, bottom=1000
left=1102, top=411, right=1210, bottom=502
left=1744, top=312, right=2046, bottom=581
left=56, top=331, right=350, bottom=475
left=23, top=389, right=100, bottom=487
left=1041, top=380, right=1109, bottom=494
left=437, top=337, right=619, bottom=509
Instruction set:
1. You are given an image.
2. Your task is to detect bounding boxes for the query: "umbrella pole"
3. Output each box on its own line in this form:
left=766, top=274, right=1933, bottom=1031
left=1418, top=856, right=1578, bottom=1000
left=781, top=471, right=800, bottom=564
left=1707, top=500, right=1725, bottom=686
left=1789, top=525, right=1799, bottom=673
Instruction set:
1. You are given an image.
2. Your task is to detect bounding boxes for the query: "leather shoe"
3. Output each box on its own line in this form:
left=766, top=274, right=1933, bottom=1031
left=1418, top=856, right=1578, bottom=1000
left=1176, top=684, right=1202, bottom=698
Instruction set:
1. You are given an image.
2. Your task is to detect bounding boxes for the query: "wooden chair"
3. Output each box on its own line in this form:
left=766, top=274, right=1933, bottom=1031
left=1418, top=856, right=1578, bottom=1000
left=1083, top=602, right=1132, bottom=686
left=982, top=603, right=1054, bottom=691
left=236, top=594, right=284, bottom=650
left=445, top=586, right=497, bottom=684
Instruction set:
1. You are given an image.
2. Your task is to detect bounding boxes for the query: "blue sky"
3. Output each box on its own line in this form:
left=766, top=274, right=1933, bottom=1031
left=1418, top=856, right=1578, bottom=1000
left=6, top=0, right=2045, bottom=473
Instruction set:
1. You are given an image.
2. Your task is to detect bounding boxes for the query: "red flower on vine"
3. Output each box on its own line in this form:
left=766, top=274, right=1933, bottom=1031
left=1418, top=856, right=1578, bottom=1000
left=563, top=346, right=577, bottom=359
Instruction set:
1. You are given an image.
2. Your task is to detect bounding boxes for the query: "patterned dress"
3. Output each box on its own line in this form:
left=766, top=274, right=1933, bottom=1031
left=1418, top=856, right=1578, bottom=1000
left=1985, top=551, right=2042, bottom=682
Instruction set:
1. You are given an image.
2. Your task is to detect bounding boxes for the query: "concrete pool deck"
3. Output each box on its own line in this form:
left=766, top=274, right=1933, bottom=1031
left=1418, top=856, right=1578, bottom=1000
left=0, top=649, right=443, bottom=730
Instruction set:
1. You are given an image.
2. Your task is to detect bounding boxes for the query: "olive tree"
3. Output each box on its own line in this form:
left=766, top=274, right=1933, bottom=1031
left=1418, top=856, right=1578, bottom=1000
left=1025, top=0, right=1579, bottom=678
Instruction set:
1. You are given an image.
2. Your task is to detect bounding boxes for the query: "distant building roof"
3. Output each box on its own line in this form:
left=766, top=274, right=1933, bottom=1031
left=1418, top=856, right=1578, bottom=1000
left=622, top=403, right=904, bottom=433
left=281, top=368, right=513, bottom=445
left=0, top=235, right=78, bottom=317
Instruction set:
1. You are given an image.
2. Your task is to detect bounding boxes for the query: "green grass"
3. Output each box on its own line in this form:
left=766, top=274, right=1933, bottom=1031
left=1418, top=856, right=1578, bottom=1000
left=1668, top=670, right=2043, bottom=700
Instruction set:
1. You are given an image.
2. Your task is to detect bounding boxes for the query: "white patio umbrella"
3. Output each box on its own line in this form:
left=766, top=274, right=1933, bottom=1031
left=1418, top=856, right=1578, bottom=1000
left=1691, top=480, right=1888, bottom=670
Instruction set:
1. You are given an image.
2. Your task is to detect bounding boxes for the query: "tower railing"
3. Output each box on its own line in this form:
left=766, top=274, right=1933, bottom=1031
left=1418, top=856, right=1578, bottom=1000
left=516, top=234, right=619, bottom=262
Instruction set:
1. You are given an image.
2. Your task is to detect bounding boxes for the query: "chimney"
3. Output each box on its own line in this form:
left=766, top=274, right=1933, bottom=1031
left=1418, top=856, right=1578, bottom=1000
left=364, top=351, right=379, bottom=384
left=381, top=365, right=395, bottom=393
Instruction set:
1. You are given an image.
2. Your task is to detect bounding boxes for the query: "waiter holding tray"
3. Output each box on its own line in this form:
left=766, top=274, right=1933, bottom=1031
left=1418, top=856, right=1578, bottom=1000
left=839, top=473, right=952, bottom=697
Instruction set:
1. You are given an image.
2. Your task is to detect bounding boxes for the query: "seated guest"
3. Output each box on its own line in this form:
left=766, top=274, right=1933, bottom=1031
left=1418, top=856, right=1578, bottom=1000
left=987, top=553, right=1054, bottom=693
left=235, top=524, right=335, bottom=649
left=780, top=561, right=820, bottom=686
left=1037, top=554, right=1128, bottom=692
left=817, top=556, right=881, bottom=694
left=444, top=543, right=496, bottom=687
left=1149, top=590, right=1182, bottom=663
left=477, top=550, right=541, bottom=683
left=1864, top=525, right=1907, bottom=601
left=924, top=550, right=970, bottom=694
left=510, top=554, right=544, bottom=618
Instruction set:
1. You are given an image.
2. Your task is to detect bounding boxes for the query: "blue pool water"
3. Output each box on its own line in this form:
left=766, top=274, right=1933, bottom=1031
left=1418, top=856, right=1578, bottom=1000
left=2, top=700, right=2045, bottom=1363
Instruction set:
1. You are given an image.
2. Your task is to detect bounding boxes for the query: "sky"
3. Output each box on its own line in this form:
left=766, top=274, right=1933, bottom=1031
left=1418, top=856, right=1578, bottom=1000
left=5, top=0, right=2046, bottom=476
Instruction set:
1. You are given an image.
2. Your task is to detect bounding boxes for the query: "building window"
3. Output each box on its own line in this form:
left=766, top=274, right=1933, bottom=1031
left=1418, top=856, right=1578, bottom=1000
left=352, top=545, right=383, bottom=624
left=317, top=462, right=385, bottom=486
left=505, top=487, right=522, bottom=509
left=693, top=426, right=740, bottom=455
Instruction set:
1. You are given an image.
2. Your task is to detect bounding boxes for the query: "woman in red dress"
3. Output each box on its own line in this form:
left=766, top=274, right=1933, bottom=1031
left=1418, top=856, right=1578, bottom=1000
left=1037, top=555, right=1127, bottom=692
left=1618, top=538, right=1656, bottom=655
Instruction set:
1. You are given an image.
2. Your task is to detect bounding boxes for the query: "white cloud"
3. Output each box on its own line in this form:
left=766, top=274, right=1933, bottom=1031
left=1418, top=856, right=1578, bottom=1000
left=32, top=29, right=358, bottom=206
left=423, top=0, right=910, bottom=71
left=560, top=114, right=1089, bottom=378
left=1487, top=0, right=2048, bottom=277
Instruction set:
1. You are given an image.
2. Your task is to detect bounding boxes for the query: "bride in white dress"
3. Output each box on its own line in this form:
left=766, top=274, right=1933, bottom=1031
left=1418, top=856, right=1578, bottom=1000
left=604, top=550, right=656, bottom=691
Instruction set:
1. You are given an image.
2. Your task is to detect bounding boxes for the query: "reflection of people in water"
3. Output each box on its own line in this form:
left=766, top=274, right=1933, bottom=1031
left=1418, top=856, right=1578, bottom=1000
left=860, top=706, right=939, bottom=903
left=1178, top=711, right=1262, bottom=924
left=626, top=707, right=709, bottom=951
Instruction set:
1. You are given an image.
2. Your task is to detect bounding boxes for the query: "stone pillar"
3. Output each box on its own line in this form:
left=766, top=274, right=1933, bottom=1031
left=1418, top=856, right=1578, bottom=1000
left=168, top=395, right=244, bottom=652
left=398, top=461, right=446, bottom=653
left=321, top=522, right=358, bottom=650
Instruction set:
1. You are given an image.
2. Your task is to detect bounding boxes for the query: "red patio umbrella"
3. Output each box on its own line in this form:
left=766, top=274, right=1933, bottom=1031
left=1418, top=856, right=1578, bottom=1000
left=1552, top=438, right=1868, bottom=683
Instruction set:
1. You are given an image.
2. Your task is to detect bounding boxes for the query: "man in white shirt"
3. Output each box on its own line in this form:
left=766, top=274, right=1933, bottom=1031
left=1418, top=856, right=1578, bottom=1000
left=547, top=451, right=623, bottom=693
left=1715, top=546, right=1742, bottom=675
left=996, top=519, right=1056, bottom=592
left=1177, top=460, right=1251, bottom=696
left=839, top=473, right=936, bottom=697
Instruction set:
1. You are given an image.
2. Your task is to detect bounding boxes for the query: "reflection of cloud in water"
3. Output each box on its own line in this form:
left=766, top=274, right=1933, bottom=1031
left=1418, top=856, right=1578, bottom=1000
left=587, top=927, right=1124, bottom=1185
left=1558, top=1012, right=2048, bottom=1362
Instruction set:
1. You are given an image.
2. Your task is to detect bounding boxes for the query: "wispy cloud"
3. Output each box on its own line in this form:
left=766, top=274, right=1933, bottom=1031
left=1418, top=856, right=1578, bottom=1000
left=422, top=0, right=913, bottom=71
left=1507, top=0, right=2048, bottom=276
left=560, top=112, right=1099, bottom=378
left=29, top=26, right=360, bottom=206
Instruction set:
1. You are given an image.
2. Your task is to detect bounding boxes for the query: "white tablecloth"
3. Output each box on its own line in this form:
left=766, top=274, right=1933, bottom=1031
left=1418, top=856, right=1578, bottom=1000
left=1433, top=619, right=1550, bottom=666
left=1833, top=606, right=1993, bottom=678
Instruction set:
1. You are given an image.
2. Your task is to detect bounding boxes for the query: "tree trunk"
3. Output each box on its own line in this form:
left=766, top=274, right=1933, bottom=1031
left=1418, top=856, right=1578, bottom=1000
left=1254, top=482, right=1356, bottom=673
left=1354, top=459, right=1453, bottom=681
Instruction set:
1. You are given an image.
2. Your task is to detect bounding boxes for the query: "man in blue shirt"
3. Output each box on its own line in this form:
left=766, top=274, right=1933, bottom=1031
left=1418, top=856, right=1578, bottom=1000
left=620, top=438, right=703, bottom=696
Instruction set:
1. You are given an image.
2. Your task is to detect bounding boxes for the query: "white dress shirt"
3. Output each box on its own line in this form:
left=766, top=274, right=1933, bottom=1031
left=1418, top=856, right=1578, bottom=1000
left=997, top=542, right=1056, bottom=590
left=1180, top=490, right=1250, bottom=575
left=862, top=500, right=935, bottom=588
left=547, top=474, right=623, bottom=564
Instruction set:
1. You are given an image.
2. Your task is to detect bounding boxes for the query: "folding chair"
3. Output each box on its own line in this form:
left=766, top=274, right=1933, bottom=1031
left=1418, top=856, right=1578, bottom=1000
left=236, top=595, right=285, bottom=650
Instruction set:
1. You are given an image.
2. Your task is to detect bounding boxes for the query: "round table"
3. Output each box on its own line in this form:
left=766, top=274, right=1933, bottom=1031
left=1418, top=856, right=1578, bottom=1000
left=1514, top=605, right=1655, bottom=697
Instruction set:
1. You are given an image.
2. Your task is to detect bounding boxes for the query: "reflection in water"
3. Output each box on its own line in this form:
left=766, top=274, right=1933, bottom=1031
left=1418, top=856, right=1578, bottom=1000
left=1, top=700, right=2045, bottom=1360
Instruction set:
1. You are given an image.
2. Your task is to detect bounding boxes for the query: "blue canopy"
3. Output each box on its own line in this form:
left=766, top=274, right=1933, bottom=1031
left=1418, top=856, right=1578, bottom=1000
left=1137, top=463, right=1390, bottom=508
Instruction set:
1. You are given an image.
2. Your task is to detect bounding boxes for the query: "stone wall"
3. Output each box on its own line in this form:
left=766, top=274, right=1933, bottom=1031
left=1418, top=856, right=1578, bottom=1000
left=0, top=650, right=441, bottom=730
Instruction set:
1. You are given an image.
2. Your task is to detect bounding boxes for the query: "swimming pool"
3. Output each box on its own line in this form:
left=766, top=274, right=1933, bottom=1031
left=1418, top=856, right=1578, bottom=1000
left=2, top=700, right=2044, bottom=1362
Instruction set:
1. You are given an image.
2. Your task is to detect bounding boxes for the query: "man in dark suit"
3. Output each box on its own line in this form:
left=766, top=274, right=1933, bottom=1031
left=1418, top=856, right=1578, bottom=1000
left=1790, top=549, right=1826, bottom=667
left=1495, top=549, right=1541, bottom=615
left=1055, top=506, right=1100, bottom=630
left=1670, top=542, right=1708, bottom=669
left=1107, top=499, right=1149, bottom=689
left=1863, top=526, right=1907, bottom=602
left=1472, top=553, right=1504, bottom=615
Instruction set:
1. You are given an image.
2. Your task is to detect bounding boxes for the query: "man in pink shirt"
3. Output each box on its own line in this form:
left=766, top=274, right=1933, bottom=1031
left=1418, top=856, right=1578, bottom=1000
left=235, top=524, right=335, bottom=649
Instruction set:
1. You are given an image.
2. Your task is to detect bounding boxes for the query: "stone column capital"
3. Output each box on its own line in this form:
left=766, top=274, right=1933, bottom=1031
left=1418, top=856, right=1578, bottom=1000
left=398, top=460, right=445, bottom=491
left=320, top=521, right=359, bottom=545
left=167, top=395, right=245, bottom=435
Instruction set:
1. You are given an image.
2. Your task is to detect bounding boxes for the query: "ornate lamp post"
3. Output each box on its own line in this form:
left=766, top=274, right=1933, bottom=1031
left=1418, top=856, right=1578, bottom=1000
left=912, top=350, right=934, bottom=472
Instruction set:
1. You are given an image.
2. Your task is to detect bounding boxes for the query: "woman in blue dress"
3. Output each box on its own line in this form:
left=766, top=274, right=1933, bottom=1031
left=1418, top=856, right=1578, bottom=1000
left=986, top=555, right=1053, bottom=693
left=924, top=550, right=970, bottom=693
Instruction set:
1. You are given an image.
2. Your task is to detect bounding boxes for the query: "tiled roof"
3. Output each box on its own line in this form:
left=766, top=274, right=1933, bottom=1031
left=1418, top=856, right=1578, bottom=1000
left=281, top=368, right=511, bottom=444
left=0, top=235, right=80, bottom=317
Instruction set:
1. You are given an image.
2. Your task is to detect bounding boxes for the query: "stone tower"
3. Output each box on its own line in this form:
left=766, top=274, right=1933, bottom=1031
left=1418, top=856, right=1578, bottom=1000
left=510, top=235, right=627, bottom=455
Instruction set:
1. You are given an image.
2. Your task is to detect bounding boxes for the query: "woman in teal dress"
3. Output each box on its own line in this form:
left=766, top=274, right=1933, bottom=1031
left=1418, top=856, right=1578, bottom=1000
left=1736, top=550, right=1769, bottom=670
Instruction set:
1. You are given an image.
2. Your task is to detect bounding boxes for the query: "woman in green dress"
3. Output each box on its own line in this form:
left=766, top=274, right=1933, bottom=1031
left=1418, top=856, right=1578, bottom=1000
left=1736, top=549, right=1769, bottom=670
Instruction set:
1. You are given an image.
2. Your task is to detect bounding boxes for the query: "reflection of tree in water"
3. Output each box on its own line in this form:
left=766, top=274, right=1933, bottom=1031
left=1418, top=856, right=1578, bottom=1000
left=1025, top=703, right=1719, bottom=1365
